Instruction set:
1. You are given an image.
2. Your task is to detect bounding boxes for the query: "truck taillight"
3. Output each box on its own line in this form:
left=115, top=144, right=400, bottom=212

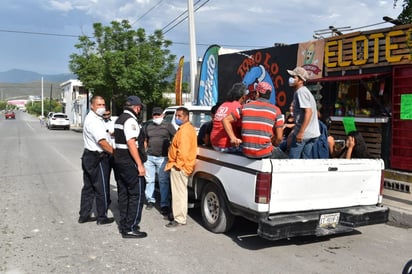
left=255, top=172, right=271, bottom=204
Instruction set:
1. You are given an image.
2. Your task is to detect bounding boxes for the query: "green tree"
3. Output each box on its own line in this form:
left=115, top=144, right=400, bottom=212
left=69, top=20, right=176, bottom=114
left=26, top=99, right=62, bottom=117
left=394, top=0, right=412, bottom=23
left=0, top=101, right=7, bottom=110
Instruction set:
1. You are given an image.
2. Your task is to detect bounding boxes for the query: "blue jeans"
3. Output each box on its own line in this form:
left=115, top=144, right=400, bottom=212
left=288, top=134, right=318, bottom=159
left=144, top=155, right=170, bottom=208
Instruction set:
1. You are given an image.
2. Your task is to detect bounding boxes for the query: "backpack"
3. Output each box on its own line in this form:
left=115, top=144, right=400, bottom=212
left=312, top=120, right=329, bottom=159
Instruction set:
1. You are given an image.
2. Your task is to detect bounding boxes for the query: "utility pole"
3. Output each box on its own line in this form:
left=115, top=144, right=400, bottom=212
left=187, top=0, right=197, bottom=104
left=41, top=77, right=44, bottom=117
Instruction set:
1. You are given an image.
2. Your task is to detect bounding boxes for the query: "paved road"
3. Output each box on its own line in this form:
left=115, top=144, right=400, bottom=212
left=0, top=111, right=411, bottom=274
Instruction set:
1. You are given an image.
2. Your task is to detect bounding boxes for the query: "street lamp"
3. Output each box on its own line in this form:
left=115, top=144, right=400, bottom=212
left=329, top=25, right=343, bottom=36
left=383, top=16, right=402, bottom=25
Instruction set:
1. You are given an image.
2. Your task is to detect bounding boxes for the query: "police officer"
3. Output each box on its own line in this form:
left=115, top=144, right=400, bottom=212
left=113, top=95, right=148, bottom=238
left=79, top=95, right=114, bottom=225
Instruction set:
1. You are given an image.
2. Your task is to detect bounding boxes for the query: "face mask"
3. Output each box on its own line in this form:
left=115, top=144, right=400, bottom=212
left=153, top=117, right=163, bottom=125
left=175, top=118, right=184, bottom=126
left=288, top=77, right=296, bottom=87
left=95, top=107, right=106, bottom=116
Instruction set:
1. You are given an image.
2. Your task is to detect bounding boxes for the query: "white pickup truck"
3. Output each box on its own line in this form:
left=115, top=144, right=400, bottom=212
left=189, top=147, right=389, bottom=241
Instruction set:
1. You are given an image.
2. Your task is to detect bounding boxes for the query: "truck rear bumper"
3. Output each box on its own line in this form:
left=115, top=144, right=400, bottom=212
left=258, top=205, right=389, bottom=241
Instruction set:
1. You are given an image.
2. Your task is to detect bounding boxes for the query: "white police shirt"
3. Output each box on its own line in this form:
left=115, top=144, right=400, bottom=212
left=104, top=118, right=116, bottom=148
left=122, top=110, right=140, bottom=147
left=83, top=110, right=111, bottom=152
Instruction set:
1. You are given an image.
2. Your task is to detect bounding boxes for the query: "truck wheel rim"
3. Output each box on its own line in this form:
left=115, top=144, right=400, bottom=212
left=204, top=192, right=220, bottom=224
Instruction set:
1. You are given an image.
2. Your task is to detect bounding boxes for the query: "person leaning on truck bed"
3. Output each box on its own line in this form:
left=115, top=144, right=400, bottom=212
left=222, top=81, right=284, bottom=159
left=164, top=107, right=197, bottom=228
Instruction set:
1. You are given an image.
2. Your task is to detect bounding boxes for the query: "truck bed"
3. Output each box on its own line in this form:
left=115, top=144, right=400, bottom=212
left=269, top=158, right=384, bottom=214
left=192, top=147, right=387, bottom=240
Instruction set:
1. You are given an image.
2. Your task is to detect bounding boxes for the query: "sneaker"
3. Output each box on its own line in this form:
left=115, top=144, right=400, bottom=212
left=165, top=220, right=185, bottom=228
left=146, top=202, right=155, bottom=210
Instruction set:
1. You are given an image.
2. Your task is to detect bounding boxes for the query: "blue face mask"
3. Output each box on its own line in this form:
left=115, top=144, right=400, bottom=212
left=175, top=118, right=184, bottom=126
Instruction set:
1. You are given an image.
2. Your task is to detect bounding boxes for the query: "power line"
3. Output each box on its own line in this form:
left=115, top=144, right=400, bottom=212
left=130, top=0, right=165, bottom=26
left=162, top=0, right=209, bottom=34
left=0, top=27, right=266, bottom=49
left=161, top=0, right=203, bottom=33
left=0, top=28, right=82, bottom=38
left=172, top=40, right=268, bottom=48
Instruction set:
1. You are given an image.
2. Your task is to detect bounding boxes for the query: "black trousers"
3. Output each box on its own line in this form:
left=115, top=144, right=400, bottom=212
left=113, top=162, right=145, bottom=233
left=79, top=149, right=111, bottom=221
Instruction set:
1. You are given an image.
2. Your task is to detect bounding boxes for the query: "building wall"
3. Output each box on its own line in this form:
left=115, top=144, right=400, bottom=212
left=60, top=79, right=87, bottom=127
left=391, top=65, right=412, bottom=171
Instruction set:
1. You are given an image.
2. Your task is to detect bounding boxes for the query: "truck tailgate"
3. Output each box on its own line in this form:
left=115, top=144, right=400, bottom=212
left=269, top=158, right=384, bottom=214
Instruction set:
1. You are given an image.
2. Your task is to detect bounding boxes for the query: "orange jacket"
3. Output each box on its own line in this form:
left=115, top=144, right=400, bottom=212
left=165, top=122, right=197, bottom=175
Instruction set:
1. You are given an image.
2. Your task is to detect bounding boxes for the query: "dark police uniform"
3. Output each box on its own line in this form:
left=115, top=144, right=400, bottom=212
left=79, top=110, right=112, bottom=223
left=113, top=109, right=146, bottom=235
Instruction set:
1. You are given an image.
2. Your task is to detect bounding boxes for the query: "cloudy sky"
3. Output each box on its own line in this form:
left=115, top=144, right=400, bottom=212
left=0, top=0, right=404, bottom=74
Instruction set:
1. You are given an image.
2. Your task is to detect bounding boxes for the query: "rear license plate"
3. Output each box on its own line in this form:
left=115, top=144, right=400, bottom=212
left=319, top=213, right=340, bottom=228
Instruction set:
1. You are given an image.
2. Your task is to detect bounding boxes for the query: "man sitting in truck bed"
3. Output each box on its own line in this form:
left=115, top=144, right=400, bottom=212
left=211, top=82, right=247, bottom=153
left=222, top=81, right=284, bottom=159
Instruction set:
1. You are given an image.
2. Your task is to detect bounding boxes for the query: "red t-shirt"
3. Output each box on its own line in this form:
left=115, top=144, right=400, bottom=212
left=210, top=101, right=242, bottom=148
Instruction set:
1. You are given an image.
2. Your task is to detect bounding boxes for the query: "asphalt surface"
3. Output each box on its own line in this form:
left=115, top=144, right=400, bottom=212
left=1, top=115, right=411, bottom=273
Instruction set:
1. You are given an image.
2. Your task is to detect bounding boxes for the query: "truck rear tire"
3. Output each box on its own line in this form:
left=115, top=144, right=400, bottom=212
left=403, top=259, right=412, bottom=274
left=200, top=183, right=235, bottom=233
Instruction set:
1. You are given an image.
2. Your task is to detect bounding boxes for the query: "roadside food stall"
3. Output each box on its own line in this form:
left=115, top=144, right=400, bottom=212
left=307, top=23, right=412, bottom=171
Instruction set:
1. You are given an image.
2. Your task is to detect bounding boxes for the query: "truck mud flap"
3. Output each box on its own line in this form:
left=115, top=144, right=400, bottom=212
left=258, top=205, right=389, bottom=241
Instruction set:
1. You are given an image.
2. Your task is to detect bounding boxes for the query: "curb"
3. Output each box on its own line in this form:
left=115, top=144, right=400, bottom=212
left=71, top=127, right=83, bottom=133
left=383, top=198, right=412, bottom=228
left=383, top=169, right=412, bottom=228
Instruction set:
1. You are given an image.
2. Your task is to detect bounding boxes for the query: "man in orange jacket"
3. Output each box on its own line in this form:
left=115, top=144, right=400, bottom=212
left=164, top=107, right=197, bottom=227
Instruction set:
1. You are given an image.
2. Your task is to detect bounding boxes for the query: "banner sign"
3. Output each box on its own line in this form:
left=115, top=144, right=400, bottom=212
left=218, top=44, right=298, bottom=112
left=197, top=45, right=220, bottom=106
left=174, top=56, right=184, bottom=105
left=325, top=24, right=412, bottom=72
left=297, top=39, right=325, bottom=80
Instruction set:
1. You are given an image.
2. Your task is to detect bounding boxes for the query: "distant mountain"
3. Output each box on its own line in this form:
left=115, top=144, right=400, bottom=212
left=1, top=66, right=190, bottom=84
left=1, top=62, right=190, bottom=84
left=0, top=69, right=77, bottom=83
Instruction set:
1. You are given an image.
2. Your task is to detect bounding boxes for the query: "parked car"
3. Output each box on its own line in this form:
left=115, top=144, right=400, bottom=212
left=5, top=110, right=15, bottom=119
left=162, top=105, right=212, bottom=134
left=46, top=112, right=70, bottom=130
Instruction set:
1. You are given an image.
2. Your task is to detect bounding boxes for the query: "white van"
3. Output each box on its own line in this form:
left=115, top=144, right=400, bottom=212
left=163, top=105, right=212, bottom=134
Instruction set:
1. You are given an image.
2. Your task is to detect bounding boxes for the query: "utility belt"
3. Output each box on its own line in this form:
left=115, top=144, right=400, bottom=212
left=84, top=149, right=111, bottom=168
left=114, top=143, right=147, bottom=163
left=115, top=144, right=128, bottom=149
